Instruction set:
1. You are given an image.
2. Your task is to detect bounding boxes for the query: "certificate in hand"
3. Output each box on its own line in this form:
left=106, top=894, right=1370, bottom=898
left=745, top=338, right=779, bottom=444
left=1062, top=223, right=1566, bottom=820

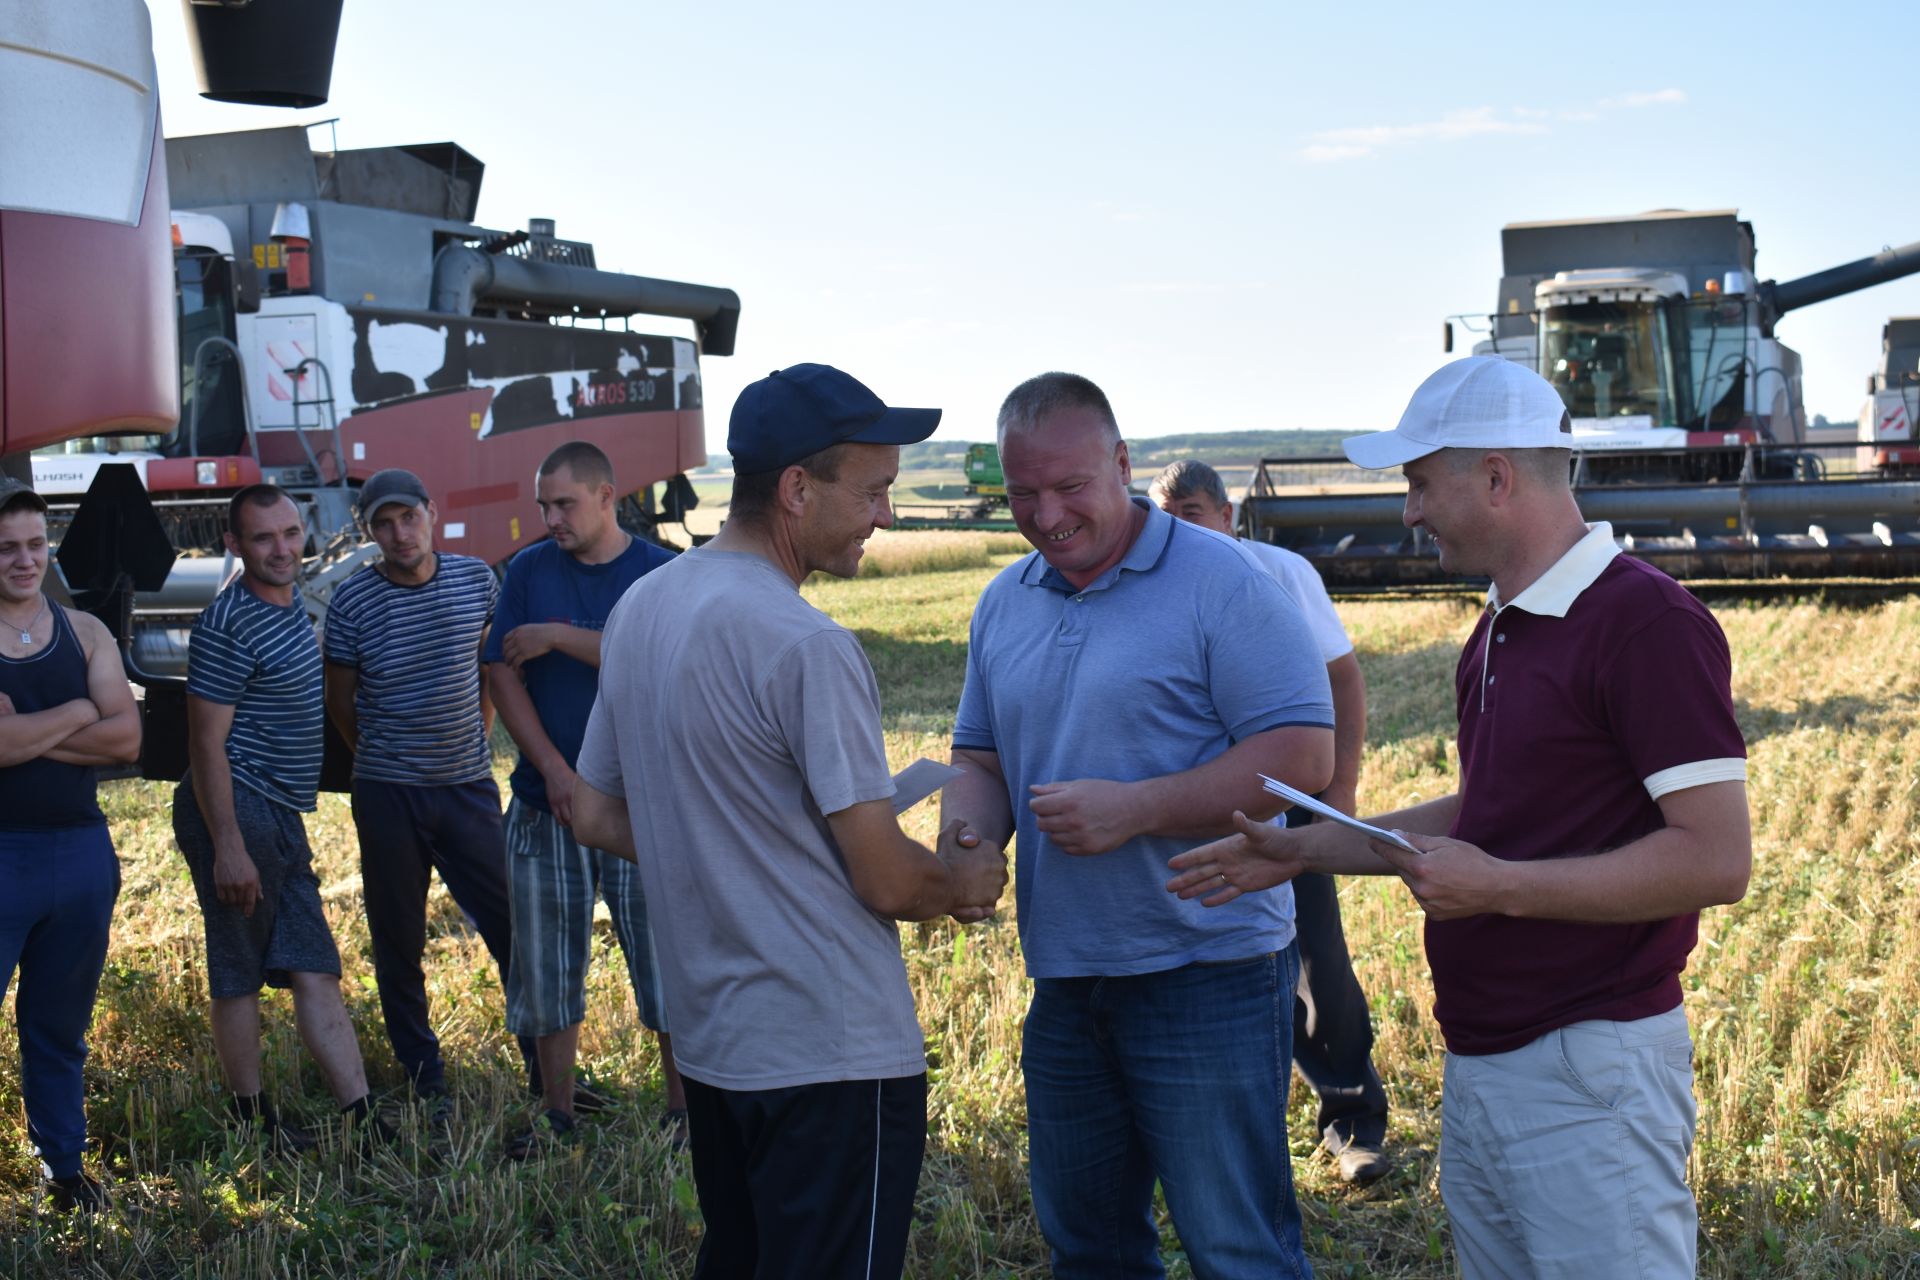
left=1257, top=774, right=1421, bottom=855
left=890, top=759, right=966, bottom=815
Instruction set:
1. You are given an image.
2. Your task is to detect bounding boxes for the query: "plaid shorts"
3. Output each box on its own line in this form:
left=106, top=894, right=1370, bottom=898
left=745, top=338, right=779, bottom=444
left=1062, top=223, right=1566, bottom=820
left=503, top=796, right=667, bottom=1038
left=173, top=777, right=342, bottom=999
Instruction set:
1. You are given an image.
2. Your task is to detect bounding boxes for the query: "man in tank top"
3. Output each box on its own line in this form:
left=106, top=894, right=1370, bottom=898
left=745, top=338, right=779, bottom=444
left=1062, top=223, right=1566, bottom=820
left=0, top=477, right=141, bottom=1212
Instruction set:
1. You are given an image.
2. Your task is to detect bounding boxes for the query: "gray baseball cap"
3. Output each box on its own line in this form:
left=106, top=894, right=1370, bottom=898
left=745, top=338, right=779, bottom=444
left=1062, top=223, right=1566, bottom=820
left=0, top=476, right=48, bottom=516
left=356, top=468, right=431, bottom=519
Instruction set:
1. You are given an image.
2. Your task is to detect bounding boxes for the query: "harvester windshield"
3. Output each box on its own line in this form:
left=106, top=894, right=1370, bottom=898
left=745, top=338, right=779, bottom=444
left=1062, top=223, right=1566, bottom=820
left=1539, top=300, right=1687, bottom=425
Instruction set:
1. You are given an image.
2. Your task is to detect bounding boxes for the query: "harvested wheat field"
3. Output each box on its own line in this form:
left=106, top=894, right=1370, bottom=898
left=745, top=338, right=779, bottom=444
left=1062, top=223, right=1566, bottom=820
left=3, top=555, right=1917, bottom=1278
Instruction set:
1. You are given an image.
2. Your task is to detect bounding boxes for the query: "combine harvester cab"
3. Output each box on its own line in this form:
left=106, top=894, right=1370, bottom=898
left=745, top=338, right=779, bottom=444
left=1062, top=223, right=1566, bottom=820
left=1244, top=209, right=1920, bottom=588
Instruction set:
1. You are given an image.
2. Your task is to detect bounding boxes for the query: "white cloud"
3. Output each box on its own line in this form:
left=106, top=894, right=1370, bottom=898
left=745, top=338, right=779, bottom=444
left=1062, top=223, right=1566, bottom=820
left=1302, top=90, right=1686, bottom=162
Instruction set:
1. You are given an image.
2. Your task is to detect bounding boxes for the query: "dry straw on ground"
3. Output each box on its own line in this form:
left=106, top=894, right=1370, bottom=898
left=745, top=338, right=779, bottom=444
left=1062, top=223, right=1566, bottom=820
left=2, top=559, right=1917, bottom=1277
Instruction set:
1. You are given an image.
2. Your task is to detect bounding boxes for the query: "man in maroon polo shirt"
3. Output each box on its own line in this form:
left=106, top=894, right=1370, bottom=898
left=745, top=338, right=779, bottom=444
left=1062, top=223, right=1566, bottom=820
left=1168, top=356, right=1752, bottom=1279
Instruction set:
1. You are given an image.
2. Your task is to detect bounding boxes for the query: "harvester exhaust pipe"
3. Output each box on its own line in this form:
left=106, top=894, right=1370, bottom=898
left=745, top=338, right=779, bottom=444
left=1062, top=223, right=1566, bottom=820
left=1759, top=238, right=1920, bottom=327
left=429, top=245, right=743, bottom=357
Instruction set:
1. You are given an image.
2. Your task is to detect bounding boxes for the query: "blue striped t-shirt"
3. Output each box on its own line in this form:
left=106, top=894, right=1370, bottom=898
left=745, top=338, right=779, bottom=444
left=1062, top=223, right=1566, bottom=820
left=322, top=553, right=497, bottom=786
left=187, top=578, right=325, bottom=811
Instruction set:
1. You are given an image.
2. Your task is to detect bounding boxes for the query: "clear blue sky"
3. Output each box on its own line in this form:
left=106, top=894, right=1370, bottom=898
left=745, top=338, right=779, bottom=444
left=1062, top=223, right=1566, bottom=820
left=150, top=1, right=1920, bottom=451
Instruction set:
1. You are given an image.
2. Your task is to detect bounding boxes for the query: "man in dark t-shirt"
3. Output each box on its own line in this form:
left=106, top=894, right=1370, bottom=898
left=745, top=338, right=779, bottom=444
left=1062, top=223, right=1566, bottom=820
left=483, top=443, right=681, bottom=1158
left=0, top=477, right=140, bottom=1212
left=1170, top=357, right=1752, bottom=1279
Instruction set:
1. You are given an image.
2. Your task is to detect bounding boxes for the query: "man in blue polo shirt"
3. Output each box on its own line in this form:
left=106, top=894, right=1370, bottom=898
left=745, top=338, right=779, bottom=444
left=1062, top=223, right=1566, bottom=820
left=324, top=469, right=536, bottom=1102
left=1170, top=357, right=1752, bottom=1279
left=942, top=372, right=1334, bottom=1278
left=176, top=484, right=392, bottom=1150
left=484, top=442, right=682, bottom=1158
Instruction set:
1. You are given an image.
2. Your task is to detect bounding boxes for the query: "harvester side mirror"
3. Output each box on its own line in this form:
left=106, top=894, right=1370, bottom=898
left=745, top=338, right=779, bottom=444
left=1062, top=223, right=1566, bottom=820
left=1443, top=321, right=1455, bottom=353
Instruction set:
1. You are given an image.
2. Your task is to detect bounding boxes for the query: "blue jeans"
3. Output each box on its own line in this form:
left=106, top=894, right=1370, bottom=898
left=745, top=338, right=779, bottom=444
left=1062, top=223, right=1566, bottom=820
left=1024, top=946, right=1314, bottom=1280
left=0, top=823, right=119, bottom=1179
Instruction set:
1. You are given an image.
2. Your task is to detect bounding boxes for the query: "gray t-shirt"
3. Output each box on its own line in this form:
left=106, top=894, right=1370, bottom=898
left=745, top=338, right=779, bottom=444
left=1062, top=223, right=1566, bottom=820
left=577, top=547, right=923, bottom=1090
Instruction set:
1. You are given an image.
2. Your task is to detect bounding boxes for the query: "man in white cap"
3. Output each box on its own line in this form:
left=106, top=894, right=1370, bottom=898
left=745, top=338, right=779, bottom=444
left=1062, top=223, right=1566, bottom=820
left=1168, top=356, right=1752, bottom=1278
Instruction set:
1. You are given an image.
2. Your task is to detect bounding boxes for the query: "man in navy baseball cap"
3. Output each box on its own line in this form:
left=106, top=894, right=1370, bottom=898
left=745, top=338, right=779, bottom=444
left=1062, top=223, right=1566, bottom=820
left=727, top=364, right=941, bottom=475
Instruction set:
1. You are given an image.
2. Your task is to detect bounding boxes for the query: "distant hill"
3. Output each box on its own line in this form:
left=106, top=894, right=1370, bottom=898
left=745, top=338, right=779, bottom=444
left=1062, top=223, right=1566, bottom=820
left=899, top=429, right=1350, bottom=470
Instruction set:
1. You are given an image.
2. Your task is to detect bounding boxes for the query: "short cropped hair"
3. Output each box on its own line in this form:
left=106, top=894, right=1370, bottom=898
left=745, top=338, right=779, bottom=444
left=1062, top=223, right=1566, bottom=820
left=1148, top=460, right=1229, bottom=510
left=727, top=443, right=849, bottom=524
left=1442, top=446, right=1574, bottom=487
left=539, top=440, right=615, bottom=489
left=996, top=372, right=1120, bottom=447
left=227, top=483, right=297, bottom=533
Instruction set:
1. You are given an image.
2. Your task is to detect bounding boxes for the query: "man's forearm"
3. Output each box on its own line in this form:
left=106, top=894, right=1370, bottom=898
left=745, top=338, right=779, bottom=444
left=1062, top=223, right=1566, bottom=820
left=1129, top=725, right=1335, bottom=841
left=486, top=663, right=566, bottom=775
left=573, top=782, right=636, bottom=860
left=548, top=626, right=603, bottom=667
left=942, top=749, right=1014, bottom=849
left=0, top=701, right=98, bottom=768
left=44, top=710, right=142, bottom=766
left=1298, top=792, right=1464, bottom=875
left=188, top=739, right=246, bottom=849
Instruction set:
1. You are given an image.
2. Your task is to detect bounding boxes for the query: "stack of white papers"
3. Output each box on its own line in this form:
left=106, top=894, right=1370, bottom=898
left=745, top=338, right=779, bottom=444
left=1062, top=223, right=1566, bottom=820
left=1258, top=774, right=1421, bottom=855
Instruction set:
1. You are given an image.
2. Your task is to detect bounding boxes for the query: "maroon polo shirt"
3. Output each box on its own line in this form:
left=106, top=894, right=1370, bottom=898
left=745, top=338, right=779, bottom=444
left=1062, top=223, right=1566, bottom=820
left=1432, top=525, right=1747, bottom=1056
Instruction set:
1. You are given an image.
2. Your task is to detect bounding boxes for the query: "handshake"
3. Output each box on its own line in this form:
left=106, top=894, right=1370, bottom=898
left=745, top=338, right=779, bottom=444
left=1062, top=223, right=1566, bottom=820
left=935, top=820, right=1007, bottom=925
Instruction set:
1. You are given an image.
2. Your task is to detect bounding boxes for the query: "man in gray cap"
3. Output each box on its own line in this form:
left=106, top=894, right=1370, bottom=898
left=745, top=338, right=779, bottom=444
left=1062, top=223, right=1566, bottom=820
left=323, top=469, right=538, bottom=1103
left=572, top=365, right=1008, bottom=1280
left=1170, top=356, right=1752, bottom=1279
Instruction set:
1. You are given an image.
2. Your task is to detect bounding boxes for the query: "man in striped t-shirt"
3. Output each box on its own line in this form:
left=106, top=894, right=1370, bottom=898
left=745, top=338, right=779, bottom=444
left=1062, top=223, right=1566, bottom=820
left=177, top=485, right=393, bottom=1149
left=323, top=469, right=536, bottom=1101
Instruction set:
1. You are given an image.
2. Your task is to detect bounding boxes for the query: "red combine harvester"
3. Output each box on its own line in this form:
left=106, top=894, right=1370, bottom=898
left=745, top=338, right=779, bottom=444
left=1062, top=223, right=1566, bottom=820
left=2, top=2, right=739, bottom=783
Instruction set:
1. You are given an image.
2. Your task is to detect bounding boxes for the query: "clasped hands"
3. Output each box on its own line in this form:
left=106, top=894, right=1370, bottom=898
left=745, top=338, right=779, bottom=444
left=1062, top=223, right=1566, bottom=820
left=936, top=820, right=1007, bottom=924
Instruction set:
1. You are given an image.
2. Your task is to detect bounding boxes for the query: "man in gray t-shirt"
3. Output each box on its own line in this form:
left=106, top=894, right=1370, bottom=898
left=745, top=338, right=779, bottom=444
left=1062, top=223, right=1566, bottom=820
left=575, top=365, right=1005, bottom=1280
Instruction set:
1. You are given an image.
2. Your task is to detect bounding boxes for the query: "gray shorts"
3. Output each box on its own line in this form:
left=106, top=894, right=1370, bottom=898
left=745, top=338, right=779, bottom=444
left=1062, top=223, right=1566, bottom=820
left=173, top=777, right=342, bottom=1000
left=503, top=796, right=667, bottom=1038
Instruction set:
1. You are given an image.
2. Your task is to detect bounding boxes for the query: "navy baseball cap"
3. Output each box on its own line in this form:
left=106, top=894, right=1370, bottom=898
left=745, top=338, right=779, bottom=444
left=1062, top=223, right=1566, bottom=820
left=357, top=468, right=431, bottom=519
left=728, top=364, right=941, bottom=475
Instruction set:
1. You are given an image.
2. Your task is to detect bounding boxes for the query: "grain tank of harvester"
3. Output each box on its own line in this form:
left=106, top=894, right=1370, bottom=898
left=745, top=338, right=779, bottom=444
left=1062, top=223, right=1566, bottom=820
left=3, top=3, right=739, bottom=785
left=1240, top=210, right=1920, bottom=586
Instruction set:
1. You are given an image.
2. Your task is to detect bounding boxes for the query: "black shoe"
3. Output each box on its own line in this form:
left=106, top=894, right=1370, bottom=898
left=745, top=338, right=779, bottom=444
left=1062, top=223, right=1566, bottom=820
left=505, top=1108, right=576, bottom=1162
left=1331, top=1139, right=1393, bottom=1186
left=45, top=1173, right=108, bottom=1214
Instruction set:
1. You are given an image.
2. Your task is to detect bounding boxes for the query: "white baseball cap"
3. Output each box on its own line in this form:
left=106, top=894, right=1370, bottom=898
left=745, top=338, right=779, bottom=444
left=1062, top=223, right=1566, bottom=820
left=1343, top=356, right=1573, bottom=471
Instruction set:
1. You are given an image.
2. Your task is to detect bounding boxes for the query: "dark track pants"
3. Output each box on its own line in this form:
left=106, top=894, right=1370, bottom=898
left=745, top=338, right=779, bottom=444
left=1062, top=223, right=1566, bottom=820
left=1286, top=806, right=1390, bottom=1150
left=0, top=823, right=118, bottom=1179
left=684, top=1073, right=927, bottom=1280
left=351, top=777, right=536, bottom=1093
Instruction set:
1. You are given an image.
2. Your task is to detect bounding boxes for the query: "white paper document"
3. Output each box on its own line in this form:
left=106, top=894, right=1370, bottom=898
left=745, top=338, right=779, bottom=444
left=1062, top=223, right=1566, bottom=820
left=1257, top=774, right=1422, bottom=855
left=890, top=759, right=966, bottom=815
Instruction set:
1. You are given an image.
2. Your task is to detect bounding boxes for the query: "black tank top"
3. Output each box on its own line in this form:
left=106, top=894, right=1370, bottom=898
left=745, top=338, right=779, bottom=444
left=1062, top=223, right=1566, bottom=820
left=0, top=604, right=104, bottom=829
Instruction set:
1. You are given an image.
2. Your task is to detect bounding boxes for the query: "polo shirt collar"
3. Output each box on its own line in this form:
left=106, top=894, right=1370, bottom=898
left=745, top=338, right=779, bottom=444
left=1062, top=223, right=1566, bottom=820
left=1019, top=497, right=1172, bottom=592
left=1486, top=522, right=1619, bottom=617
